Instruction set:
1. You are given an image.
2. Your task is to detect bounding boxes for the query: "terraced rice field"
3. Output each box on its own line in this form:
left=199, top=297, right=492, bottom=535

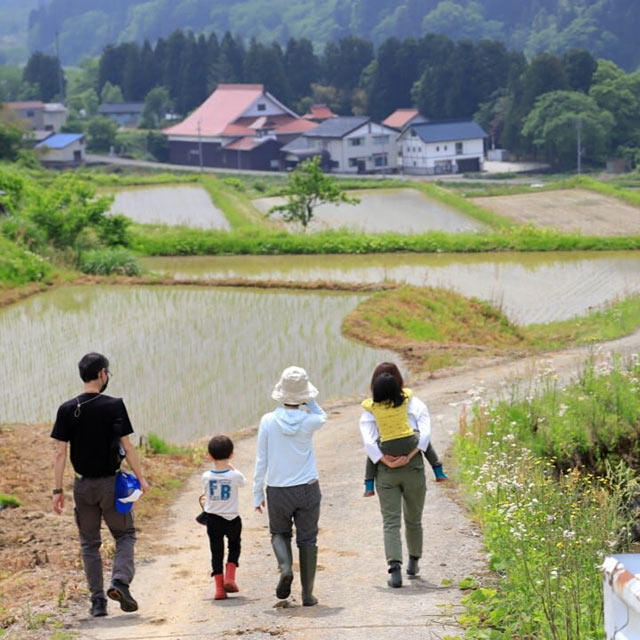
left=142, top=251, right=640, bottom=325
left=471, top=188, right=640, bottom=236
left=107, top=184, right=231, bottom=229
left=254, top=188, right=485, bottom=233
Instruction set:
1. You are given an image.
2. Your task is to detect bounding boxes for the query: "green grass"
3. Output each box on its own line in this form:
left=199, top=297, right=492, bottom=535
left=130, top=223, right=640, bottom=257
left=78, top=247, right=142, bottom=276
left=342, top=285, right=640, bottom=374
left=143, top=433, right=189, bottom=456
left=0, top=236, right=54, bottom=287
left=0, top=494, right=21, bottom=508
left=454, top=359, right=640, bottom=639
left=199, top=175, right=270, bottom=228
left=528, top=295, right=640, bottom=348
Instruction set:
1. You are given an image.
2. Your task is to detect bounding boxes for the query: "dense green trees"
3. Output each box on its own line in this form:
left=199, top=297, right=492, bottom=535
left=22, top=52, right=65, bottom=102
left=21, top=0, right=640, bottom=72
left=522, top=91, right=614, bottom=167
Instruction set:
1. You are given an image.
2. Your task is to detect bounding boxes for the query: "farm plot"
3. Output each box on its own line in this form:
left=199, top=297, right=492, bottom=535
left=471, top=188, right=640, bottom=236
left=254, top=188, right=485, bottom=233
left=108, top=184, right=231, bottom=229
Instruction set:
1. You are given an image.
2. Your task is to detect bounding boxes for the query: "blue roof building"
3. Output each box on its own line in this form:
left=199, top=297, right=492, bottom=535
left=35, top=133, right=85, bottom=150
left=398, top=119, right=487, bottom=175
left=35, top=133, right=85, bottom=166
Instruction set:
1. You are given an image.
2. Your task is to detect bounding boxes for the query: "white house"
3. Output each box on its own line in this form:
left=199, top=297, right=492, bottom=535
left=398, top=120, right=487, bottom=175
left=35, top=133, right=85, bottom=166
left=291, top=116, right=398, bottom=173
left=43, top=103, right=68, bottom=132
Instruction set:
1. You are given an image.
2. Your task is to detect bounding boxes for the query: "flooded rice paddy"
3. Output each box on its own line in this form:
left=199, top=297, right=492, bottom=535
left=142, top=251, right=640, bottom=325
left=253, top=189, right=485, bottom=233
left=107, top=184, right=231, bottom=229
left=0, top=286, right=397, bottom=442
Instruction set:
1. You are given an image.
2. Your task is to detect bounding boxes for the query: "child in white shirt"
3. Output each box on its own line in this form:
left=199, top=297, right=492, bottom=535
left=201, top=434, right=246, bottom=600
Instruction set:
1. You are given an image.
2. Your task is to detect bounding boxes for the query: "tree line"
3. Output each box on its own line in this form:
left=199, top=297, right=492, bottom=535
left=3, top=27, right=640, bottom=168
left=23, top=0, right=640, bottom=72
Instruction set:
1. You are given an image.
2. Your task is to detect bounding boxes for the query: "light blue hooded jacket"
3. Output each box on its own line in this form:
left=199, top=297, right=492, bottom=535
left=253, top=399, right=327, bottom=507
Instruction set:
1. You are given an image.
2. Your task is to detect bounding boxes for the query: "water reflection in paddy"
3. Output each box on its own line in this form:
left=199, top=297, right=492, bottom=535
left=253, top=189, right=484, bottom=233
left=106, top=184, right=231, bottom=229
left=0, top=286, right=397, bottom=442
left=143, top=251, right=640, bottom=325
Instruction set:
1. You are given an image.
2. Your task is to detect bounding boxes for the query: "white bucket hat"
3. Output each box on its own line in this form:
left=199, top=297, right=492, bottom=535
left=272, top=366, right=319, bottom=405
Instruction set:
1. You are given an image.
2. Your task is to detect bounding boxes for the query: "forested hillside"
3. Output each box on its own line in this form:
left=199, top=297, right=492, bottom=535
left=18, top=0, right=640, bottom=70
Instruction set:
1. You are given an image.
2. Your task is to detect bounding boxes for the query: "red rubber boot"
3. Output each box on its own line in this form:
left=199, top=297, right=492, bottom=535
left=214, top=574, right=227, bottom=600
left=224, top=563, right=239, bottom=593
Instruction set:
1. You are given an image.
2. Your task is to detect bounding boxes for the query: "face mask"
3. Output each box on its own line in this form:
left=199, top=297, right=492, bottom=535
left=100, top=373, right=109, bottom=393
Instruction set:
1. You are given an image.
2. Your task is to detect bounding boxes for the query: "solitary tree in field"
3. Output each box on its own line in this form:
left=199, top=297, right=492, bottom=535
left=268, top=157, right=359, bottom=230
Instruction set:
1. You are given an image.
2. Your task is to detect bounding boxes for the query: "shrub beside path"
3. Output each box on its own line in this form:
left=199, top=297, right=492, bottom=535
left=76, top=331, right=640, bottom=640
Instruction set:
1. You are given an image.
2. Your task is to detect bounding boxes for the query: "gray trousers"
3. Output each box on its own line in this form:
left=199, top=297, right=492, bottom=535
left=266, top=481, right=321, bottom=547
left=376, top=455, right=426, bottom=564
left=73, top=475, right=136, bottom=601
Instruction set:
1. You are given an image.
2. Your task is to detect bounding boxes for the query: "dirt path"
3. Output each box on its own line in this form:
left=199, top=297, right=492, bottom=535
left=72, top=332, right=640, bottom=640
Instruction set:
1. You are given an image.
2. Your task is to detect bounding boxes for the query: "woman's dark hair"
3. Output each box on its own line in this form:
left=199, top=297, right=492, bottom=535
left=78, top=352, right=109, bottom=382
left=372, top=373, right=406, bottom=408
left=370, top=362, right=404, bottom=392
left=208, top=435, right=234, bottom=460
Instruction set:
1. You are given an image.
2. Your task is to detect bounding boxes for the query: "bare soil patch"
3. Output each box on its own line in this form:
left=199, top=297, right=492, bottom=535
left=0, top=423, right=200, bottom=637
left=471, top=188, right=640, bottom=236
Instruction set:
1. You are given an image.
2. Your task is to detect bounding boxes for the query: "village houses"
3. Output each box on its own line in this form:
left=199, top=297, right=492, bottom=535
left=162, top=84, right=487, bottom=175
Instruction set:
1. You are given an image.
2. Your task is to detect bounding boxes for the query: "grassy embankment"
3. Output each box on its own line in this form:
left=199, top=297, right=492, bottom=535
left=342, top=284, right=640, bottom=373
left=453, top=357, right=640, bottom=639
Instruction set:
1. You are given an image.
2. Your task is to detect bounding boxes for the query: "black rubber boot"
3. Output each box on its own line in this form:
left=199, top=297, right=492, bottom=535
left=299, top=545, right=318, bottom=606
left=388, top=561, right=402, bottom=588
left=271, top=534, right=294, bottom=599
left=407, top=555, right=420, bottom=577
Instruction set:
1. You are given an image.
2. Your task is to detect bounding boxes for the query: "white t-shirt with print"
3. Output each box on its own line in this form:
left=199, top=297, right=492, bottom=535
left=202, top=468, right=246, bottom=520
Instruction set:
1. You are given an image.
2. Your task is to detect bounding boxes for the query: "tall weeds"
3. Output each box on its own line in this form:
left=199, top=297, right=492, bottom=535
left=455, top=356, right=640, bottom=639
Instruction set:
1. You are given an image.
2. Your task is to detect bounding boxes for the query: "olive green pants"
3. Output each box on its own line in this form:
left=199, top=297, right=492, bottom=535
left=376, top=454, right=426, bottom=564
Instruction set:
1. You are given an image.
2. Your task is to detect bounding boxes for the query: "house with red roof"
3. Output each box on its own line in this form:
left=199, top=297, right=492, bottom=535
left=382, top=108, right=428, bottom=132
left=163, top=84, right=316, bottom=170
left=302, top=104, right=337, bottom=123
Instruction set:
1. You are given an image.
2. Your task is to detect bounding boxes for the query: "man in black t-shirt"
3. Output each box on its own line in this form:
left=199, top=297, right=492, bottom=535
left=51, top=352, right=149, bottom=618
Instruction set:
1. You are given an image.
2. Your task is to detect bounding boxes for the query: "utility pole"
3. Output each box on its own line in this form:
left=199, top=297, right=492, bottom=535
left=576, top=118, right=583, bottom=174
left=55, top=31, right=64, bottom=103
left=197, top=117, right=203, bottom=172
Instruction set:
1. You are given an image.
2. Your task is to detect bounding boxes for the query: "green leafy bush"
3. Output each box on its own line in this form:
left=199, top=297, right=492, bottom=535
left=78, top=247, right=141, bottom=276
left=0, top=236, right=52, bottom=285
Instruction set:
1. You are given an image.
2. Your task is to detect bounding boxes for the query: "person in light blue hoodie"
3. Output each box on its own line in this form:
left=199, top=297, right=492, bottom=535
left=253, top=365, right=327, bottom=606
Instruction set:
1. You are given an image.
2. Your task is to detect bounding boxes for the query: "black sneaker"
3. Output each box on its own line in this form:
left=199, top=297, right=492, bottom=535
left=90, top=598, right=107, bottom=617
left=107, top=580, right=139, bottom=612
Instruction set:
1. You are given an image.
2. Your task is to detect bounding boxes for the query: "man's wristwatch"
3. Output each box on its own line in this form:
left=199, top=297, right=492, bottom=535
left=52, top=488, right=63, bottom=495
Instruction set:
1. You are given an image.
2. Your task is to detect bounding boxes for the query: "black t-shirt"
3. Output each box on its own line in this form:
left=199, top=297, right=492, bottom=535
left=51, top=394, right=134, bottom=477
